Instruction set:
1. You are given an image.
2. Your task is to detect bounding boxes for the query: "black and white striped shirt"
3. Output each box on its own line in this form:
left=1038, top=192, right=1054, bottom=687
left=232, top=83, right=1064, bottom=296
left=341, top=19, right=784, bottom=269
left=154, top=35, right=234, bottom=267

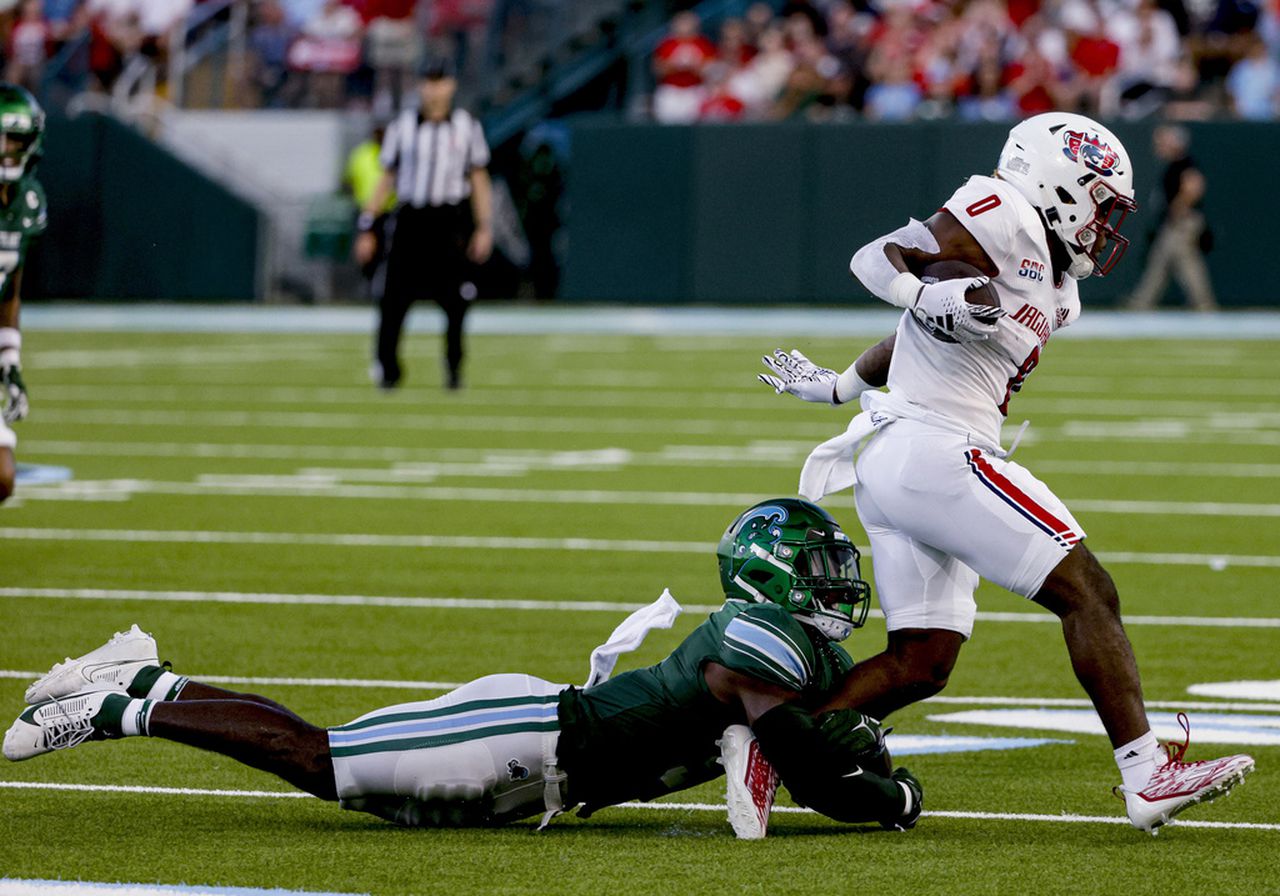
left=380, top=108, right=490, bottom=209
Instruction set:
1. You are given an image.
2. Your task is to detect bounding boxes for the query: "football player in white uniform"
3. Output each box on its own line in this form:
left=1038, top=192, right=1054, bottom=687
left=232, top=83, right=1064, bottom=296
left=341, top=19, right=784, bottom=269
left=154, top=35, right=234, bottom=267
left=759, top=112, right=1254, bottom=834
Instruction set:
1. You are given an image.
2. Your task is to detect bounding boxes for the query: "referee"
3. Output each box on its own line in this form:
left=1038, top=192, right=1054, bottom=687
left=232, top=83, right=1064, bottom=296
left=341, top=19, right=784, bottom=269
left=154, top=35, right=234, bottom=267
left=355, top=60, right=493, bottom=391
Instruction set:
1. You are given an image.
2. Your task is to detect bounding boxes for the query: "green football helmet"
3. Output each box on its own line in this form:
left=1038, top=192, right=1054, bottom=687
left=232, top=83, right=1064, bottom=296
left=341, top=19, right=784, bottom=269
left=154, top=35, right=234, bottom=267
left=0, top=83, right=44, bottom=183
left=717, top=498, right=872, bottom=642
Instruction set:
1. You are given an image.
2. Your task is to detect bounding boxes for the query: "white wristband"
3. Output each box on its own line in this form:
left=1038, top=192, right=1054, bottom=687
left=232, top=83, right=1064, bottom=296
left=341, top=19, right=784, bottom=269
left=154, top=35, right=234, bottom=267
left=887, top=272, right=924, bottom=310
left=834, top=363, right=876, bottom=405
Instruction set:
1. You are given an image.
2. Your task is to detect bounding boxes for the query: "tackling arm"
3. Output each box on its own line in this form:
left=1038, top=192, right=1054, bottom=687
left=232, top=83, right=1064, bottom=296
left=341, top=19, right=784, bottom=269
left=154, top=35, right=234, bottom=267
left=704, top=662, right=918, bottom=826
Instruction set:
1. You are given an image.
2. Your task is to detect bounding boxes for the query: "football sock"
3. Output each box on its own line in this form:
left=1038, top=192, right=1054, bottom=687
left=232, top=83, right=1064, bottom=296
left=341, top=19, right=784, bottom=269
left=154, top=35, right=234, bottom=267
left=897, top=780, right=915, bottom=817
left=1115, top=730, right=1160, bottom=791
left=89, top=694, right=152, bottom=738
left=127, top=665, right=190, bottom=701
left=119, top=698, right=156, bottom=737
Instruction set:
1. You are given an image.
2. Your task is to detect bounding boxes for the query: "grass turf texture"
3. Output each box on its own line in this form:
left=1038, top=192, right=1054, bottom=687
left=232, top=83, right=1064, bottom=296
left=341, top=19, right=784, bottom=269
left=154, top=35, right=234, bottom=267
left=2, top=327, right=1278, bottom=895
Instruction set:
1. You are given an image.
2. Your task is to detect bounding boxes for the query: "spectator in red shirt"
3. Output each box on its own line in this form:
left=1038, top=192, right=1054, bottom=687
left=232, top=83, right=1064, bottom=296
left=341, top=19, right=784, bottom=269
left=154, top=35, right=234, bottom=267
left=6, top=0, right=51, bottom=92
left=652, top=10, right=716, bottom=123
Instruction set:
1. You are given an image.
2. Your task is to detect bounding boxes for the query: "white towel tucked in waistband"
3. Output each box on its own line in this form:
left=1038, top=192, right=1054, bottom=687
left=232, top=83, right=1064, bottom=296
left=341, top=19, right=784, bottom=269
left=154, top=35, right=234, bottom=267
left=584, top=589, right=683, bottom=688
left=798, top=408, right=896, bottom=502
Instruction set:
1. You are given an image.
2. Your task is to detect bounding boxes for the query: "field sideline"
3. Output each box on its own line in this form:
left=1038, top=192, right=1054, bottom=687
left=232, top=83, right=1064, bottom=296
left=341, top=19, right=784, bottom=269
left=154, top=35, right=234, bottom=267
left=2, top=308, right=1278, bottom=896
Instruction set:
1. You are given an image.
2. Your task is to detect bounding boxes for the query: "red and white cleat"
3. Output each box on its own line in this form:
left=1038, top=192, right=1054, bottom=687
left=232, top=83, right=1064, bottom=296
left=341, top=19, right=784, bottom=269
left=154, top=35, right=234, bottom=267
left=719, top=724, right=780, bottom=840
left=1117, top=713, right=1255, bottom=835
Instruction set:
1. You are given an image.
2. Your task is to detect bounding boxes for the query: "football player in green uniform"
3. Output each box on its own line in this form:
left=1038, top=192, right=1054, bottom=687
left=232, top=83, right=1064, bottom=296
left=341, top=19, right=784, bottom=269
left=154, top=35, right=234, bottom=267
left=0, top=83, right=47, bottom=502
left=5, top=499, right=923, bottom=835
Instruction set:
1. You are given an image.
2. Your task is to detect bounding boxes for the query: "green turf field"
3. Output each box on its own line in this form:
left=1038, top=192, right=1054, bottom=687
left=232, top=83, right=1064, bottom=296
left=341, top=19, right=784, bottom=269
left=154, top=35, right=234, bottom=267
left=2, top=324, right=1278, bottom=896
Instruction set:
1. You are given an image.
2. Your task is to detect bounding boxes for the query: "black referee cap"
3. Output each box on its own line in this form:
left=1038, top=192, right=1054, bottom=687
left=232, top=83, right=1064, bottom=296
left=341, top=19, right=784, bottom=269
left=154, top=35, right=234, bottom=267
left=419, top=58, right=456, bottom=80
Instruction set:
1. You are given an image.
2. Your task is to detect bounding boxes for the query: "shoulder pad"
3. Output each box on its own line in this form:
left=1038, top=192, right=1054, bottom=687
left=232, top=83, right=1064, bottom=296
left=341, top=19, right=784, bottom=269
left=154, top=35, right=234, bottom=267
left=720, top=604, right=815, bottom=692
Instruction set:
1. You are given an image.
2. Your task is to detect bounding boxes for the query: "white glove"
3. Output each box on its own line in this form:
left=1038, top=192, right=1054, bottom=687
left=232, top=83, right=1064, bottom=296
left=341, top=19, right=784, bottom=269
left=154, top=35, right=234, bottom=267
left=758, top=349, right=838, bottom=404
left=912, top=277, right=1005, bottom=343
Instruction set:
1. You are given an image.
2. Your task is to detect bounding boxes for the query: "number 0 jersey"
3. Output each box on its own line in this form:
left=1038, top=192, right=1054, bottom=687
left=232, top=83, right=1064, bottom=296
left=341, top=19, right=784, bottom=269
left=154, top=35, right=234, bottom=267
left=555, top=600, right=853, bottom=808
left=0, top=174, right=46, bottom=302
left=885, top=175, right=1079, bottom=449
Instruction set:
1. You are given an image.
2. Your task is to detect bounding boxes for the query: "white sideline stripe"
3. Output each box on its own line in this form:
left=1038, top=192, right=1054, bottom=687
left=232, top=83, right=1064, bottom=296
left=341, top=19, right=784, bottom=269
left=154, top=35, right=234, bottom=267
left=22, top=478, right=1280, bottom=519
left=3, top=528, right=1280, bottom=569
left=0, top=782, right=1274, bottom=831
left=3, top=586, right=1280, bottom=629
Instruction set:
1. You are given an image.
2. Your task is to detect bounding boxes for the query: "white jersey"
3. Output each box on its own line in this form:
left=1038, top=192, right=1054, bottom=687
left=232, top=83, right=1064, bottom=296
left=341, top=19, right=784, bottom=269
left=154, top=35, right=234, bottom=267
left=885, top=175, right=1080, bottom=449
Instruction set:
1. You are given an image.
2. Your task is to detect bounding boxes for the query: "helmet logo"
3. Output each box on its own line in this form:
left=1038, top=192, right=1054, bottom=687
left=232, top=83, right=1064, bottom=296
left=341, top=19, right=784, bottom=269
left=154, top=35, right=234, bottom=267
left=735, top=503, right=789, bottom=547
left=1061, top=130, right=1120, bottom=177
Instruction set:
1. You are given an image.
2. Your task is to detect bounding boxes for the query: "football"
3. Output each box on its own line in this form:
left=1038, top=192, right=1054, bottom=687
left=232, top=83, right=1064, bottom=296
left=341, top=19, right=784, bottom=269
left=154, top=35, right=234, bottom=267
left=920, top=259, right=1001, bottom=309
left=917, top=259, right=1002, bottom=343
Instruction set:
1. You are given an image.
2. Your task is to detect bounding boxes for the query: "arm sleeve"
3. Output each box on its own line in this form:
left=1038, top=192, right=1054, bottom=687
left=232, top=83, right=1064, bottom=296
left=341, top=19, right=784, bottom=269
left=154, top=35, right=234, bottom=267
left=718, top=607, right=815, bottom=692
left=849, top=217, right=939, bottom=304
left=751, top=702, right=906, bottom=824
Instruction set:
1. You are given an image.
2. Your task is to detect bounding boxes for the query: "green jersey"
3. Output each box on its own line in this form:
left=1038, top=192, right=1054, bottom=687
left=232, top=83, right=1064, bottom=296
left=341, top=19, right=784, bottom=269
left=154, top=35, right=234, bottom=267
left=556, top=599, right=854, bottom=808
left=0, top=174, right=45, bottom=302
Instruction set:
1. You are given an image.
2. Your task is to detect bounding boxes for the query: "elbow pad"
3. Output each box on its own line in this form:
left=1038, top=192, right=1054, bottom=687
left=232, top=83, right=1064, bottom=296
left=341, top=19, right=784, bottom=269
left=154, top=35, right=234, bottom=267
left=849, top=218, right=939, bottom=307
left=752, top=703, right=904, bottom=824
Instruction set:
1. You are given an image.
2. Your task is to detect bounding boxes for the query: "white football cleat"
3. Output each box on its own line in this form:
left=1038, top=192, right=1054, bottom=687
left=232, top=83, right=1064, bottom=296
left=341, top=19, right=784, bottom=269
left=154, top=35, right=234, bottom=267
left=719, top=724, right=779, bottom=840
left=4, top=691, right=123, bottom=761
left=25, top=624, right=158, bottom=704
left=1117, top=714, right=1256, bottom=835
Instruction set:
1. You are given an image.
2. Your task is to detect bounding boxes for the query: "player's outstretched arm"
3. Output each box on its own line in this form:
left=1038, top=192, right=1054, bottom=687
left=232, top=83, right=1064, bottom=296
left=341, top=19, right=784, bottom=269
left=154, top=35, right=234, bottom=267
left=758, top=334, right=895, bottom=406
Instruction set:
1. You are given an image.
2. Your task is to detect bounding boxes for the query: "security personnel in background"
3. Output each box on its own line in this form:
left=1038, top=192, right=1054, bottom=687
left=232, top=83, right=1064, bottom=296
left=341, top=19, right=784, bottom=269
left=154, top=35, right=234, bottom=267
left=344, top=122, right=396, bottom=287
left=355, top=60, right=493, bottom=391
left=1124, top=125, right=1218, bottom=312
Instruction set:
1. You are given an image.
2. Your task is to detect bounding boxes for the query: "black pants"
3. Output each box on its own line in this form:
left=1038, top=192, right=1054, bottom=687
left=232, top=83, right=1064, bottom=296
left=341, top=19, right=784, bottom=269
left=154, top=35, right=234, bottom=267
left=376, top=203, right=473, bottom=387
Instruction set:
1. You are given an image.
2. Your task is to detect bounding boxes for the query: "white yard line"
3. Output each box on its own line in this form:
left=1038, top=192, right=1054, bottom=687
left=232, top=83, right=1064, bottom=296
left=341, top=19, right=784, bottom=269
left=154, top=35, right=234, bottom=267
left=21, top=439, right=1280, bottom=481
left=0, top=781, right=1273, bottom=831
left=0, top=670, right=464, bottom=690
left=2, top=587, right=1278, bottom=628
left=30, top=408, right=825, bottom=438
left=28, top=385, right=1280, bottom=418
left=19, top=477, right=1280, bottom=518
left=3, top=528, right=1279, bottom=568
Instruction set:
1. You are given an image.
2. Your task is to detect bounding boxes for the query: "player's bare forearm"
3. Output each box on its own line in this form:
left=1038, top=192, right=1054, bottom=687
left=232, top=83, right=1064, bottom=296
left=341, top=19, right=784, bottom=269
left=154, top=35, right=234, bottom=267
left=469, top=168, right=492, bottom=232
left=853, top=333, right=895, bottom=389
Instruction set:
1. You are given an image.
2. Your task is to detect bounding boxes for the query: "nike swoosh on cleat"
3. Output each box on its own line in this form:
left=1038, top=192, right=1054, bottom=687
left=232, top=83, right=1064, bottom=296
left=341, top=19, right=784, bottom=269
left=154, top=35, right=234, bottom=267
left=841, top=768, right=864, bottom=779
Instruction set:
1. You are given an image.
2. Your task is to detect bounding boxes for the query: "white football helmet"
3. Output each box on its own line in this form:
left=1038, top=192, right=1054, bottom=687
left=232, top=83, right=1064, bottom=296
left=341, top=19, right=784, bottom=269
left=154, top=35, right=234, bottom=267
left=996, top=112, right=1137, bottom=279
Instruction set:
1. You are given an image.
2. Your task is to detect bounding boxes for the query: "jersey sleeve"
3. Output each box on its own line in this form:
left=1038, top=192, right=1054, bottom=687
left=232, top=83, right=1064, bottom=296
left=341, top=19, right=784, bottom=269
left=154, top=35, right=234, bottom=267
left=942, top=177, right=1021, bottom=276
left=467, top=115, right=490, bottom=170
left=379, top=116, right=402, bottom=172
left=717, top=605, right=816, bottom=692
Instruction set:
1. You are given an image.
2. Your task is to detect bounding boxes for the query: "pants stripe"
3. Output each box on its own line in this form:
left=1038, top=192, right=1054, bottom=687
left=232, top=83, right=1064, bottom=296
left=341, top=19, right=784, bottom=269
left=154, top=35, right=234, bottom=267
left=965, top=448, right=1080, bottom=550
left=329, top=718, right=559, bottom=758
left=331, top=693, right=559, bottom=734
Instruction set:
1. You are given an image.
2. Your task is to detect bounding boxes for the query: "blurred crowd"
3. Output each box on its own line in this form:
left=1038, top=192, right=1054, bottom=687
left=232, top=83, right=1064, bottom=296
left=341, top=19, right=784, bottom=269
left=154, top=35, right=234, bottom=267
left=650, top=0, right=1280, bottom=123
left=0, top=0, right=195, bottom=94
left=2, top=0, right=1275, bottom=120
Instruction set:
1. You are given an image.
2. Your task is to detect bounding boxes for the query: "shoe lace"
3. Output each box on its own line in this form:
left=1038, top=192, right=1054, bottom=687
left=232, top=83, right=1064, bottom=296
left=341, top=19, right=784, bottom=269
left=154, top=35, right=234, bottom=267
left=1161, top=712, right=1192, bottom=765
left=42, top=696, right=95, bottom=752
